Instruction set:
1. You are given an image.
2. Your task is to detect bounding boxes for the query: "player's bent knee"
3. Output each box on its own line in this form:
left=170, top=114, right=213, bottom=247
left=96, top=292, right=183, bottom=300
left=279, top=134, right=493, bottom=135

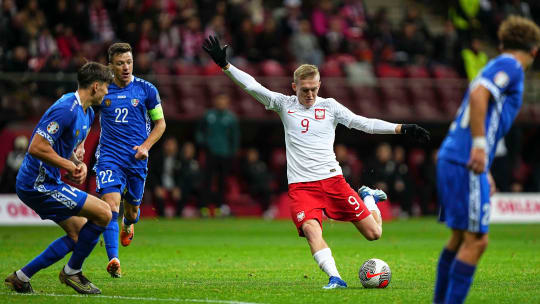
left=94, top=201, right=112, bottom=227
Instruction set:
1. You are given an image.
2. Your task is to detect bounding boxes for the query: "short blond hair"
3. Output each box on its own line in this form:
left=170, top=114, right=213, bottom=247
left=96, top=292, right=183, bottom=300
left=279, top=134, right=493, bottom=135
left=498, top=15, right=540, bottom=51
left=293, top=64, right=320, bottom=83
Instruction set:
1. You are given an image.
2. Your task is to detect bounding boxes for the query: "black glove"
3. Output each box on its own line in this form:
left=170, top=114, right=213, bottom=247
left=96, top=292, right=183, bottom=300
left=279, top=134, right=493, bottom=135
left=401, top=124, right=431, bottom=143
left=202, top=35, right=229, bottom=68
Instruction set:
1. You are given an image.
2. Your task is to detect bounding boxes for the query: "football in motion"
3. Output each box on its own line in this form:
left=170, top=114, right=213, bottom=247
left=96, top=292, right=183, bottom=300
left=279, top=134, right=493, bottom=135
left=359, top=258, right=392, bottom=288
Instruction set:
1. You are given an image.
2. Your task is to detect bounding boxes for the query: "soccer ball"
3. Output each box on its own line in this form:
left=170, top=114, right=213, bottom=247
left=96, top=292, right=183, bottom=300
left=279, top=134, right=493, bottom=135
left=358, top=258, right=392, bottom=288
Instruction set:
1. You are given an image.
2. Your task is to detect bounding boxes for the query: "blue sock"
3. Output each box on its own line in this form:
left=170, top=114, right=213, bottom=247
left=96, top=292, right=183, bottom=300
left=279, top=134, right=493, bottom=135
left=433, top=248, right=456, bottom=304
left=445, top=259, right=476, bottom=304
left=103, top=211, right=119, bottom=261
left=67, top=222, right=105, bottom=270
left=21, top=236, right=75, bottom=278
left=123, top=208, right=140, bottom=226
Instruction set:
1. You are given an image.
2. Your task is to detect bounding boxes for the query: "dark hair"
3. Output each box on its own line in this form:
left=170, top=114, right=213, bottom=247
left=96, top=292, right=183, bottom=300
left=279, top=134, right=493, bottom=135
left=77, top=62, right=113, bottom=88
left=108, top=42, right=132, bottom=63
left=498, top=15, right=540, bottom=52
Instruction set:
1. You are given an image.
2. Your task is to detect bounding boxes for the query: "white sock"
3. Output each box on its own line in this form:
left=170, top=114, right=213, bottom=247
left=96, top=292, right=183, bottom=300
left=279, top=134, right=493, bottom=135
left=313, top=248, right=341, bottom=278
left=63, top=264, right=81, bottom=275
left=364, top=195, right=381, bottom=218
left=16, top=270, right=30, bottom=282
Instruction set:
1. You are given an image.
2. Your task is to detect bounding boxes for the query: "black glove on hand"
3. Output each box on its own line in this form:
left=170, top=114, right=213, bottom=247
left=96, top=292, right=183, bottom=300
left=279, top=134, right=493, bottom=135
left=401, top=124, right=431, bottom=143
left=202, top=35, right=228, bottom=68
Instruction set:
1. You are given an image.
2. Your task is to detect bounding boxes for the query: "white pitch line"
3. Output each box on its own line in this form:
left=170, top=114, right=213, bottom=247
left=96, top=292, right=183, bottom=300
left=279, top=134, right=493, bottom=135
left=0, top=292, right=264, bottom=304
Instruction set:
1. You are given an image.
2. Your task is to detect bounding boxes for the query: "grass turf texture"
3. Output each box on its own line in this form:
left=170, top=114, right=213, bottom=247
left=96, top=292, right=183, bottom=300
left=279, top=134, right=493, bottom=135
left=1, top=218, right=539, bottom=303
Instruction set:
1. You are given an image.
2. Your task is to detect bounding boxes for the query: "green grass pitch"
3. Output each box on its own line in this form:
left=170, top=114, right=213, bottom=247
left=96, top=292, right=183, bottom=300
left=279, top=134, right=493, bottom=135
left=1, top=218, right=539, bottom=303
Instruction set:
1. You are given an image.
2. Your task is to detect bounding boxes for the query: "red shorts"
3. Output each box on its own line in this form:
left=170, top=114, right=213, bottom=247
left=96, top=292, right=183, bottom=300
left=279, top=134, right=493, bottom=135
left=288, top=175, right=371, bottom=237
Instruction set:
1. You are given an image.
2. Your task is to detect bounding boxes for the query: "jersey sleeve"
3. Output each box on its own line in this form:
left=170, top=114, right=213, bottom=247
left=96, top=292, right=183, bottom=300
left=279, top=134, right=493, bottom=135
left=331, top=99, right=397, bottom=134
left=35, top=104, right=75, bottom=146
left=145, top=82, right=164, bottom=120
left=224, top=64, right=291, bottom=112
left=475, top=57, right=523, bottom=103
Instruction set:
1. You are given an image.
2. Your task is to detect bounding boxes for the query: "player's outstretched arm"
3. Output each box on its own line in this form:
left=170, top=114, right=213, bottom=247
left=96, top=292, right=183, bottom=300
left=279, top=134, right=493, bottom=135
left=28, top=134, right=78, bottom=177
left=203, top=36, right=284, bottom=109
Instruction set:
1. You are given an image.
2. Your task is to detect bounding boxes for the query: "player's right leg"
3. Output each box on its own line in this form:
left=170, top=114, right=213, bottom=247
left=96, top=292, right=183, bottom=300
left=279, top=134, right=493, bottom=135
left=58, top=194, right=111, bottom=294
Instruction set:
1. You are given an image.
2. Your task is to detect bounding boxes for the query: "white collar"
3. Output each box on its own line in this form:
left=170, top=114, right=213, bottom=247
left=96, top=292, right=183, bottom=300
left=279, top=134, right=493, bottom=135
left=74, top=91, right=82, bottom=105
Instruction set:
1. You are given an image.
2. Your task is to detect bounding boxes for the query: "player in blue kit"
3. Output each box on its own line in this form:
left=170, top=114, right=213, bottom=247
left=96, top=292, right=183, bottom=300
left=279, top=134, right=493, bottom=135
left=4, top=62, right=113, bottom=294
left=433, top=16, right=540, bottom=304
left=95, top=43, right=166, bottom=278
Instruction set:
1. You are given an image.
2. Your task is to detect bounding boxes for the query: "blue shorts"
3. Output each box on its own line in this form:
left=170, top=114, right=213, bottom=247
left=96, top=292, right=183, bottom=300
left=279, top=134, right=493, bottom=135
left=94, top=165, right=147, bottom=206
left=436, top=159, right=491, bottom=233
left=16, top=179, right=88, bottom=223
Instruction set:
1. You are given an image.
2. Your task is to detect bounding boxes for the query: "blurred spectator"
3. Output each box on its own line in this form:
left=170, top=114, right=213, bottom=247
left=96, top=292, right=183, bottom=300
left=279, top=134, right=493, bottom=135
left=204, top=15, right=228, bottom=43
left=448, top=0, right=482, bottom=42
left=19, top=0, right=45, bottom=40
left=394, top=22, right=428, bottom=65
left=461, top=36, right=488, bottom=81
left=157, top=13, right=181, bottom=60
left=242, top=147, right=272, bottom=216
left=89, top=0, right=115, bottom=42
left=254, top=17, right=285, bottom=62
left=178, top=141, right=203, bottom=217
left=321, top=16, right=349, bottom=56
left=391, top=145, right=414, bottom=217
left=196, top=94, right=240, bottom=216
left=503, top=0, right=532, bottom=20
left=232, top=18, right=258, bottom=61
left=311, top=0, right=334, bottom=37
left=290, top=19, right=324, bottom=66
left=401, top=6, right=432, bottom=43
left=37, top=28, right=58, bottom=59
left=0, top=135, right=28, bottom=193
left=433, top=20, right=460, bottom=66
left=274, top=0, right=305, bottom=40
left=181, top=15, right=204, bottom=64
left=5, top=46, right=29, bottom=72
left=148, top=137, right=183, bottom=217
left=339, top=0, right=369, bottom=41
left=56, top=25, right=81, bottom=59
left=335, top=144, right=355, bottom=187
left=363, top=142, right=394, bottom=194
left=137, top=18, right=156, bottom=55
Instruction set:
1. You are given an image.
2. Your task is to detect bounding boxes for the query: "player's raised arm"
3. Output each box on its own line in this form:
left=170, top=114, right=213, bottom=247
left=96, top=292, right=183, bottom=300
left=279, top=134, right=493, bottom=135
left=202, top=36, right=285, bottom=109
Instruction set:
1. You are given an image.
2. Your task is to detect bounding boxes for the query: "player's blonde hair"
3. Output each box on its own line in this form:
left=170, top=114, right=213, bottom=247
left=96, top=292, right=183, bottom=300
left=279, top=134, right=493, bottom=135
left=293, top=64, right=320, bottom=83
left=498, top=15, right=540, bottom=51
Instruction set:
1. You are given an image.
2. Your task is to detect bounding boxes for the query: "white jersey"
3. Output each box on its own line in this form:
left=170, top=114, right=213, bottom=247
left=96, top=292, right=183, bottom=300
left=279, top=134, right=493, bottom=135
left=225, top=64, right=398, bottom=184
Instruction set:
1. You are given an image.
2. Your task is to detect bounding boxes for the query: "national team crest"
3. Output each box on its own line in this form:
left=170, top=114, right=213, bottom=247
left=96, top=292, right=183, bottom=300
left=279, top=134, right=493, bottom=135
left=75, top=130, right=80, bottom=137
left=131, top=98, right=140, bottom=107
left=297, top=211, right=305, bottom=222
left=315, top=108, right=325, bottom=120
left=47, top=121, right=59, bottom=134
left=104, top=99, right=111, bottom=107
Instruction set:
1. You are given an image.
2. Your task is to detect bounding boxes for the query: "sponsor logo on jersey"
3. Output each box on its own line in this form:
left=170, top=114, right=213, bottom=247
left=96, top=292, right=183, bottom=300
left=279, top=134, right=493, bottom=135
left=117, top=95, right=127, bottom=99
left=287, top=110, right=296, bottom=114
left=131, top=98, right=140, bottom=107
left=296, top=211, right=305, bottom=222
left=315, top=108, right=325, bottom=120
left=104, top=99, right=111, bottom=107
left=47, top=121, right=59, bottom=134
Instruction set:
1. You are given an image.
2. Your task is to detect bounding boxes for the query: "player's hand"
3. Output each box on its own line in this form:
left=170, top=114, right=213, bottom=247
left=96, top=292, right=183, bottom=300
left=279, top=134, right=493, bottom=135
left=202, top=35, right=229, bottom=68
left=467, top=147, right=486, bottom=174
left=66, top=163, right=87, bottom=184
left=133, top=145, right=149, bottom=160
left=75, top=145, right=85, bottom=161
left=401, top=124, right=430, bottom=143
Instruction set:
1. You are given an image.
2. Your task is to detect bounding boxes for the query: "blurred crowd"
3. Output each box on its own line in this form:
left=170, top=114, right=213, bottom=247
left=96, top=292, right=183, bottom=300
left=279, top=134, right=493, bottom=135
left=2, top=0, right=539, bottom=76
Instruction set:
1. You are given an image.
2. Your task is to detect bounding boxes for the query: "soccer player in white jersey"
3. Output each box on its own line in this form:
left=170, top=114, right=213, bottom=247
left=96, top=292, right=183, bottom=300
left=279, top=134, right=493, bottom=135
left=203, top=36, right=430, bottom=289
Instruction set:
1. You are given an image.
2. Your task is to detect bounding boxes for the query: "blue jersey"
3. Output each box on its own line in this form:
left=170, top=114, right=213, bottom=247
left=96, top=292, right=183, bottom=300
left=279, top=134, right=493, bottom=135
left=17, top=92, right=94, bottom=184
left=438, top=54, right=524, bottom=168
left=95, top=76, right=161, bottom=168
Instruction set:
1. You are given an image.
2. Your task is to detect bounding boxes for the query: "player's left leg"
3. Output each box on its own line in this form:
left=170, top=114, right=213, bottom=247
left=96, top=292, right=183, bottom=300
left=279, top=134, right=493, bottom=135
left=434, top=229, right=463, bottom=304
left=444, top=232, right=488, bottom=304
left=120, top=169, right=146, bottom=246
